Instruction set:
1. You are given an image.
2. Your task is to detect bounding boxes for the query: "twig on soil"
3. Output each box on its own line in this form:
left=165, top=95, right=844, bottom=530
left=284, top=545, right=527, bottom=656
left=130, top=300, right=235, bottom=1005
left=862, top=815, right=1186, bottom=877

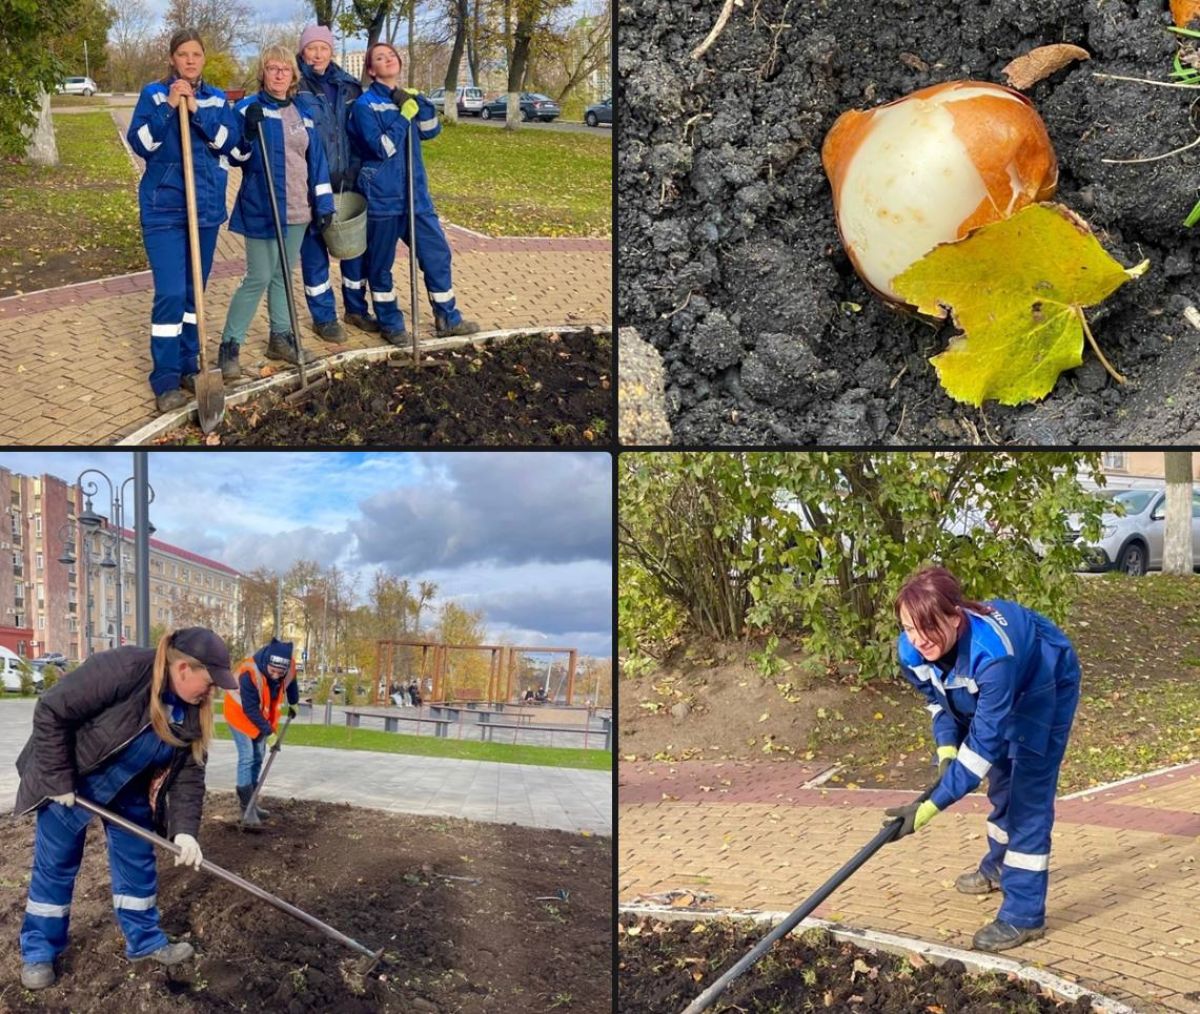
left=1093, top=72, right=1200, bottom=89
left=661, top=292, right=695, bottom=319
left=1079, top=310, right=1127, bottom=385
left=1101, top=131, right=1200, bottom=164
left=691, top=0, right=744, bottom=61
left=683, top=112, right=713, bottom=144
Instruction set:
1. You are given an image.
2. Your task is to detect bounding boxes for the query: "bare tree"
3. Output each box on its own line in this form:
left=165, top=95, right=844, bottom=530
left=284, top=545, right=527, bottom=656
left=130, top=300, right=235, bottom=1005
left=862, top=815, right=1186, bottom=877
left=540, top=1, right=609, bottom=104
left=1163, top=451, right=1195, bottom=576
left=107, top=0, right=163, bottom=93
left=164, top=0, right=255, bottom=54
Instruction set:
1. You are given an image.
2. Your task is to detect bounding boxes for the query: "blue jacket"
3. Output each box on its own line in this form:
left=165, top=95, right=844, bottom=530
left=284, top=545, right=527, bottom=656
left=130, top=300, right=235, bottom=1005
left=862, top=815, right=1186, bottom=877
left=348, top=82, right=441, bottom=218
left=127, top=77, right=242, bottom=230
left=898, top=600, right=1079, bottom=812
left=227, top=92, right=335, bottom=240
left=239, top=638, right=301, bottom=738
left=296, top=59, right=363, bottom=192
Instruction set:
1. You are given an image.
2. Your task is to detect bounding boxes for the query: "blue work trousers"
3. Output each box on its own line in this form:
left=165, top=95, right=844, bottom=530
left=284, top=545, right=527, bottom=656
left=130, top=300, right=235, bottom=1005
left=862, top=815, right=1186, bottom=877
left=299, top=227, right=369, bottom=324
left=363, top=211, right=461, bottom=332
left=143, top=224, right=219, bottom=394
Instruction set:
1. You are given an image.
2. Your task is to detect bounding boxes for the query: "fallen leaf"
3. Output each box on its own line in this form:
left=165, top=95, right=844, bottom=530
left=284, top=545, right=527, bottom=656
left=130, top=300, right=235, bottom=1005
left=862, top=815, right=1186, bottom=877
left=1002, top=44, right=1090, bottom=90
left=894, top=203, right=1148, bottom=406
left=758, top=712, right=770, bottom=722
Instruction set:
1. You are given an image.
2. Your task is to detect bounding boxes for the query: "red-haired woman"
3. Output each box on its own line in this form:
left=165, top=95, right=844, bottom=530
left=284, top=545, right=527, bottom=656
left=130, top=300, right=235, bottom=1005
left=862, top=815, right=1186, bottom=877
left=12, top=628, right=236, bottom=989
left=883, top=565, right=1080, bottom=953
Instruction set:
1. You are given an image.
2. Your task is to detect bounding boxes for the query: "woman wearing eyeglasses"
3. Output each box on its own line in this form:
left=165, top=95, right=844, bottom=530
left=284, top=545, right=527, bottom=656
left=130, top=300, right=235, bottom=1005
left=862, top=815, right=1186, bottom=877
left=12, top=627, right=235, bottom=989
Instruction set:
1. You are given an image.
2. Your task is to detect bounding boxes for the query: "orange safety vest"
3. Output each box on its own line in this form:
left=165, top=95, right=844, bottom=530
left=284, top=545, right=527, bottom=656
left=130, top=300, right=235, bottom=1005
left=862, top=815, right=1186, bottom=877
left=223, top=657, right=295, bottom=738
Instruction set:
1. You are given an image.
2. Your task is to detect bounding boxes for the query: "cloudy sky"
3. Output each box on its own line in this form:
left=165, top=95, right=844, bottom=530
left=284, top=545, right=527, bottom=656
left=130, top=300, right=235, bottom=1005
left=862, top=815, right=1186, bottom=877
left=0, top=452, right=612, bottom=657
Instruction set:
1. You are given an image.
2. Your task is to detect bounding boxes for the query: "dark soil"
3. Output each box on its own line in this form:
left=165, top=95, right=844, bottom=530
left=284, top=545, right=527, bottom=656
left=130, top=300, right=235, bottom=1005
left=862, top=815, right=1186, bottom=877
left=0, top=793, right=612, bottom=1013
left=618, top=0, right=1200, bottom=444
left=152, top=329, right=613, bottom=446
left=618, top=915, right=1096, bottom=1012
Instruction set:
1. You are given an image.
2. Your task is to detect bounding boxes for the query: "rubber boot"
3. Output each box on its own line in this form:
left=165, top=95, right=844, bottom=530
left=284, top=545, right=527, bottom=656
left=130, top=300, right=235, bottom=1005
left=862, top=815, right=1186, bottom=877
left=236, top=784, right=262, bottom=827
left=218, top=341, right=246, bottom=381
left=252, top=797, right=271, bottom=820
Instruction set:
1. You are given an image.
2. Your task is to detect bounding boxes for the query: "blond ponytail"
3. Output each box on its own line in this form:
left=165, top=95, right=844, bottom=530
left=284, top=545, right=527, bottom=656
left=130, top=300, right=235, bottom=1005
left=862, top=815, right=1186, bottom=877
left=150, top=632, right=214, bottom=764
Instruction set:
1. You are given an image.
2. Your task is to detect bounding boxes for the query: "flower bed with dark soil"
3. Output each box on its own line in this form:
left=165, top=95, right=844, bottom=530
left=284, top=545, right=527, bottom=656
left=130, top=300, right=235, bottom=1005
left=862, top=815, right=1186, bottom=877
left=619, top=0, right=1200, bottom=445
left=0, top=795, right=612, bottom=1013
left=152, top=329, right=612, bottom=446
left=618, top=915, right=1096, bottom=1013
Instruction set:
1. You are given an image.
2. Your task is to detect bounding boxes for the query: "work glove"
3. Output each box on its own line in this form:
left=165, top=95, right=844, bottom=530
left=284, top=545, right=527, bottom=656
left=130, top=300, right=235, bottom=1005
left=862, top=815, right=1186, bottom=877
left=316, top=212, right=334, bottom=233
left=243, top=101, right=265, bottom=141
left=267, top=732, right=279, bottom=749
left=883, top=799, right=939, bottom=840
left=937, top=745, right=958, bottom=778
left=287, top=705, right=297, bottom=720
left=390, top=87, right=419, bottom=121
left=173, top=833, right=203, bottom=870
left=49, top=791, right=75, bottom=807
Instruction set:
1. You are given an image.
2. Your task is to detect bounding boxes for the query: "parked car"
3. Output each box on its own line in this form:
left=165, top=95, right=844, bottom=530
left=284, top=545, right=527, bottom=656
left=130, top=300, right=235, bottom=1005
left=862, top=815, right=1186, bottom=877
left=584, top=96, right=612, bottom=127
left=59, top=76, right=98, bottom=96
left=31, top=652, right=68, bottom=670
left=1073, top=487, right=1200, bottom=575
left=1, top=646, right=44, bottom=692
left=480, top=92, right=560, bottom=122
left=429, top=86, right=485, bottom=117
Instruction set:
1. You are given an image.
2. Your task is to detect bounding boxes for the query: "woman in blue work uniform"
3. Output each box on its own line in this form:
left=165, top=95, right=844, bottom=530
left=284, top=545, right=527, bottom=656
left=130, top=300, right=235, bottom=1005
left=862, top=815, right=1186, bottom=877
left=218, top=44, right=336, bottom=373
left=12, top=627, right=236, bottom=990
left=348, top=42, right=479, bottom=344
left=883, top=565, right=1081, bottom=953
left=127, top=30, right=242, bottom=412
left=295, top=24, right=376, bottom=340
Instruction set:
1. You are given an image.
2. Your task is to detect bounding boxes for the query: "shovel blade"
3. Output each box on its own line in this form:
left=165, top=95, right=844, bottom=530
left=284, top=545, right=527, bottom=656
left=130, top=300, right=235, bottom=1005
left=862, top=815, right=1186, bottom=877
left=195, top=367, right=226, bottom=433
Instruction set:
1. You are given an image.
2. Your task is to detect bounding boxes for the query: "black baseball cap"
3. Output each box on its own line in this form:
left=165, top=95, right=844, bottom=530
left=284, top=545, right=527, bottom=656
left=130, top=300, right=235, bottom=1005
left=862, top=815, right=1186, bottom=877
left=171, top=627, right=237, bottom=689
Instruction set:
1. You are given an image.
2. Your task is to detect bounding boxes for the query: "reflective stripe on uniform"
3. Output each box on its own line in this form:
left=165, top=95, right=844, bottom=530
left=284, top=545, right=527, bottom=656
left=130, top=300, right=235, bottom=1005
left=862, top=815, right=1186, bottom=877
left=229, top=146, right=251, bottom=163
left=368, top=102, right=396, bottom=112
left=315, top=183, right=332, bottom=196
left=419, top=117, right=438, bottom=132
left=183, top=312, right=197, bottom=324
left=151, top=322, right=183, bottom=337
left=381, top=135, right=396, bottom=157
left=342, top=278, right=367, bottom=289
left=430, top=289, right=453, bottom=303
left=209, top=124, right=228, bottom=149
left=371, top=289, right=396, bottom=302
left=957, top=743, right=991, bottom=779
left=925, top=703, right=943, bottom=718
left=137, top=124, right=161, bottom=152
left=305, top=280, right=331, bottom=296
left=303, top=118, right=314, bottom=129
left=113, top=893, right=157, bottom=911
left=151, top=92, right=166, bottom=105
left=975, top=609, right=1015, bottom=654
left=263, top=108, right=282, bottom=119
left=986, top=821, right=1009, bottom=844
left=1003, top=850, right=1048, bottom=872
left=195, top=96, right=225, bottom=108
left=26, top=899, right=70, bottom=918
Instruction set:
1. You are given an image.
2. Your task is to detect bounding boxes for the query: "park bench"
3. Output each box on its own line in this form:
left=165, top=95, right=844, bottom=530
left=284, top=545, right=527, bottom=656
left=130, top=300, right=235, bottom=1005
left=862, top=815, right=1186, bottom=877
left=478, top=720, right=611, bottom=751
left=342, top=707, right=452, bottom=738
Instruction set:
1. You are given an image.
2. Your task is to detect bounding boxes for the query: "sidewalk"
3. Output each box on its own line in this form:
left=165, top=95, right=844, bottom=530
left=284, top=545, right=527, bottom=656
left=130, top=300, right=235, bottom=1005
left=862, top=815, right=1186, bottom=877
left=619, top=759, right=1200, bottom=1013
left=0, top=700, right=611, bottom=835
left=0, top=108, right=611, bottom=444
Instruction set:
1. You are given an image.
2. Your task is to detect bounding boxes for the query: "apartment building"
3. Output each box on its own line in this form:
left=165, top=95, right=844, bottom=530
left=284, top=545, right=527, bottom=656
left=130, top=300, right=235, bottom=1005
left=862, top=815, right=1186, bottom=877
left=0, top=466, right=240, bottom=660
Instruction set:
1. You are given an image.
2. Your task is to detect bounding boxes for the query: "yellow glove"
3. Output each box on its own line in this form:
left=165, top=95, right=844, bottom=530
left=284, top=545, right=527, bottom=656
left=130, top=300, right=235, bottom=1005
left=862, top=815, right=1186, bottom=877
left=401, top=98, right=419, bottom=121
left=937, top=744, right=958, bottom=777
left=883, top=798, right=940, bottom=840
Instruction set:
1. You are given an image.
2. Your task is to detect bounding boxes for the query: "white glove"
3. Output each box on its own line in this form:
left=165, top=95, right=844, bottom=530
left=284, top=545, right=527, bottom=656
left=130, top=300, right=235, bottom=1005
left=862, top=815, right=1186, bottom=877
left=173, top=833, right=203, bottom=870
left=49, top=792, right=75, bottom=807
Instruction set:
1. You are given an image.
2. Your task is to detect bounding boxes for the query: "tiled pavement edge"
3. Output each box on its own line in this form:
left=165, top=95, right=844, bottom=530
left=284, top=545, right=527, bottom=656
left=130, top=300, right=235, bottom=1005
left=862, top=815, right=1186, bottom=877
left=0, top=107, right=612, bottom=444
left=619, top=759, right=1200, bottom=1013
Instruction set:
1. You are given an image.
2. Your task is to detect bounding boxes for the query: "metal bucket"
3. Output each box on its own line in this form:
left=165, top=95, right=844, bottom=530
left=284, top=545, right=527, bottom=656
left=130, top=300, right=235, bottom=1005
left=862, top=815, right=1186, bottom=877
left=322, top=191, right=367, bottom=259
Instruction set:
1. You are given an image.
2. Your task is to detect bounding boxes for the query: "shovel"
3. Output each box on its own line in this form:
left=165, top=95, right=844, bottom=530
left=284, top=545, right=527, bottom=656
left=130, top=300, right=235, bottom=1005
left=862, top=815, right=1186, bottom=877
left=74, top=795, right=385, bottom=973
left=178, top=100, right=225, bottom=432
left=679, top=782, right=938, bottom=1014
left=240, top=713, right=293, bottom=826
left=406, top=106, right=420, bottom=367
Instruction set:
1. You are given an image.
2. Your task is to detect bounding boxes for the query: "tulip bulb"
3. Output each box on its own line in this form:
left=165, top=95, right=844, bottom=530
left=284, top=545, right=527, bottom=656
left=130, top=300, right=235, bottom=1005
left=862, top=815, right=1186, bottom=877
left=822, top=80, right=1058, bottom=302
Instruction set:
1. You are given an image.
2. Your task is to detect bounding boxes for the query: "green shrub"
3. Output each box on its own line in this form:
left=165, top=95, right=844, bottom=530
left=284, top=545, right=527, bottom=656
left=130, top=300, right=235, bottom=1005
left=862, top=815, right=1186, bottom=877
left=41, top=664, right=62, bottom=691
left=16, top=659, right=36, bottom=697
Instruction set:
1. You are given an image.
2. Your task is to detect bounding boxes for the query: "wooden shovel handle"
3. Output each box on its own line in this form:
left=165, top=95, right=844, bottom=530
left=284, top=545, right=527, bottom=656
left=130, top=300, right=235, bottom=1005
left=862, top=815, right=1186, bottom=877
left=177, top=99, right=208, bottom=371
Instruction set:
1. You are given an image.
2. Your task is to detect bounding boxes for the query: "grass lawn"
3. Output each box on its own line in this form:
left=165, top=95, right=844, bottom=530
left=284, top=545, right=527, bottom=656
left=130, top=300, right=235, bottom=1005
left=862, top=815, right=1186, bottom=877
left=212, top=720, right=611, bottom=771
left=0, top=111, right=144, bottom=296
left=423, top=121, right=611, bottom=238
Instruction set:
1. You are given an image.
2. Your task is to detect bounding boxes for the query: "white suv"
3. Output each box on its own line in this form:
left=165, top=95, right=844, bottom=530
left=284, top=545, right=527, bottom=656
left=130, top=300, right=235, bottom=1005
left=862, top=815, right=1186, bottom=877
left=59, top=76, right=99, bottom=96
left=429, top=86, right=485, bottom=117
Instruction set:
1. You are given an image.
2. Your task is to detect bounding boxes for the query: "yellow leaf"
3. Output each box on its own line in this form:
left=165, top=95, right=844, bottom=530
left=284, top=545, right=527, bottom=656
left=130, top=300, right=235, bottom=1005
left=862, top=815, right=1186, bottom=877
left=758, top=712, right=770, bottom=722
left=893, top=203, right=1148, bottom=406
left=873, top=712, right=884, bottom=720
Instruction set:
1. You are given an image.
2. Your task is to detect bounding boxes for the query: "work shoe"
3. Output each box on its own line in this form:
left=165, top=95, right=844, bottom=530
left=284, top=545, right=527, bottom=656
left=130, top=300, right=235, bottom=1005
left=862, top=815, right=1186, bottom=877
left=132, top=940, right=195, bottom=966
left=435, top=315, right=480, bottom=337
left=380, top=327, right=411, bottom=347
left=345, top=312, right=381, bottom=333
left=972, top=920, right=1044, bottom=953
left=955, top=869, right=1001, bottom=895
left=179, top=373, right=197, bottom=394
left=155, top=389, right=189, bottom=413
left=236, top=784, right=262, bottom=828
left=266, top=331, right=306, bottom=365
left=20, top=962, right=55, bottom=989
left=312, top=319, right=345, bottom=341
left=217, top=341, right=245, bottom=381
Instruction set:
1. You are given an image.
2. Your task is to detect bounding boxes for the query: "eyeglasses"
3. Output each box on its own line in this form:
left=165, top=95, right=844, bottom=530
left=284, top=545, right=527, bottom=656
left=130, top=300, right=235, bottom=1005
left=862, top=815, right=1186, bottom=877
left=264, top=65, right=292, bottom=76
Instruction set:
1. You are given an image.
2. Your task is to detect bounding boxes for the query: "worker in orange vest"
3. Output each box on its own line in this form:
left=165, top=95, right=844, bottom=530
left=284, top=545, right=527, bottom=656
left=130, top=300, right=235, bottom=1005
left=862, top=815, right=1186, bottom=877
left=223, top=638, right=298, bottom=827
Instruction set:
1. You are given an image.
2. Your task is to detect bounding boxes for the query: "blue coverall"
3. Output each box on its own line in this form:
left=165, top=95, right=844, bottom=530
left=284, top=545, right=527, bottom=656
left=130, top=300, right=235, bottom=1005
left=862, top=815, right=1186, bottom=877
left=20, top=696, right=186, bottom=962
left=899, top=600, right=1081, bottom=929
left=348, top=82, right=465, bottom=333
left=127, top=79, right=241, bottom=395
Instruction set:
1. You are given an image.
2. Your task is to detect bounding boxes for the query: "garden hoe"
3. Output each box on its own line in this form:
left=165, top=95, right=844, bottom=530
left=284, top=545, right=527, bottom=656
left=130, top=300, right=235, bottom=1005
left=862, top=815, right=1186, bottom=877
left=178, top=101, right=224, bottom=432
left=240, top=713, right=293, bottom=829
left=74, top=796, right=386, bottom=976
left=406, top=109, right=420, bottom=367
left=679, top=782, right=937, bottom=1014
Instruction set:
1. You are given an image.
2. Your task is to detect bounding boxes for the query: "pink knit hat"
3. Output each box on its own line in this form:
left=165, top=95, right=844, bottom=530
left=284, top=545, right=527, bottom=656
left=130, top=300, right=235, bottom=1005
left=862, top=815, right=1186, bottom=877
left=299, top=24, right=336, bottom=52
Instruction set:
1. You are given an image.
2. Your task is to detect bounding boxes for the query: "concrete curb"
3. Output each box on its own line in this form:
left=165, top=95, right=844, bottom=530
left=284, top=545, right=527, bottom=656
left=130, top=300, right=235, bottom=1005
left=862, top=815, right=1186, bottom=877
left=619, top=904, right=1142, bottom=1014
left=116, top=324, right=609, bottom=445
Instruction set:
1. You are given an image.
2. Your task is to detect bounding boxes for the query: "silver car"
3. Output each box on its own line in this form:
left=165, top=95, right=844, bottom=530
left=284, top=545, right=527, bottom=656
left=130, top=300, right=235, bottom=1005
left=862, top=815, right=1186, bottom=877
left=1076, top=487, right=1200, bottom=575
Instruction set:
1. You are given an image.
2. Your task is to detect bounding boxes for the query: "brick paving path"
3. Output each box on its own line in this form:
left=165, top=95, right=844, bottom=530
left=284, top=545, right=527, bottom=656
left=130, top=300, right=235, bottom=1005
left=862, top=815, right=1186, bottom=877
left=0, top=108, right=611, bottom=444
left=619, top=759, right=1200, bottom=1013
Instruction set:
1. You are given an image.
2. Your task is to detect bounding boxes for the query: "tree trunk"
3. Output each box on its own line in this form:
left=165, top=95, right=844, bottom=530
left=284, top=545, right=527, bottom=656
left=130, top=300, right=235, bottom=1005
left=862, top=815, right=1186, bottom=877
left=506, top=14, right=534, bottom=130
left=24, top=91, right=58, bottom=167
left=443, top=0, right=468, bottom=125
left=407, top=0, right=416, bottom=88
left=1163, top=451, right=1195, bottom=576
left=468, top=0, right=481, bottom=87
